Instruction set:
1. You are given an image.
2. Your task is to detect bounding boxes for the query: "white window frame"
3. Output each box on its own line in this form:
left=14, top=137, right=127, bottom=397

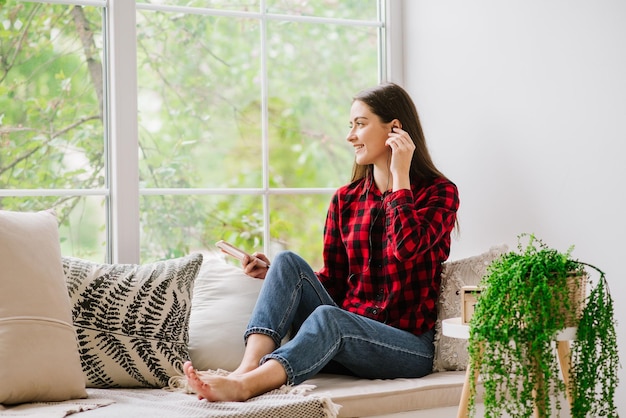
left=107, top=0, right=140, bottom=263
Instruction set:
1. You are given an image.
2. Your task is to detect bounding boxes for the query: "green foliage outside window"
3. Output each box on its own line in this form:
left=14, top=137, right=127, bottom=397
left=0, top=2, right=106, bottom=258
left=1, top=0, right=380, bottom=268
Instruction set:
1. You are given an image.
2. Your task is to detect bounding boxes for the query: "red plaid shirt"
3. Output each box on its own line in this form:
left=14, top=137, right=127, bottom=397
left=316, top=175, right=459, bottom=336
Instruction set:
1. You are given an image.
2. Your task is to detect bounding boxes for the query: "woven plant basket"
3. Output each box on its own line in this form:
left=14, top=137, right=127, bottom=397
left=561, top=272, right=587, bottom=328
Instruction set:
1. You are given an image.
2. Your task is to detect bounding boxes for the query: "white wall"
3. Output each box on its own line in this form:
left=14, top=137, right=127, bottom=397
left=402, top=0, right=626, bottom=413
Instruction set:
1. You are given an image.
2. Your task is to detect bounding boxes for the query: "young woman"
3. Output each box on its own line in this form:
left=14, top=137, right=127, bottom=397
left=183, top=82, right=460, bottom=402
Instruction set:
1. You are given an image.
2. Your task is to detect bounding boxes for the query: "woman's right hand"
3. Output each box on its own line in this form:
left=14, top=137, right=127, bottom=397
left=242, top=252, right=271, bottom=279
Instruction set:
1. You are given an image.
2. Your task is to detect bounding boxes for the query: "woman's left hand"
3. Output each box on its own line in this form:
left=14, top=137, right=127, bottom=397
left=386, top=127, right=415, bottom=184
left=242, top=252, right=271, bottom=279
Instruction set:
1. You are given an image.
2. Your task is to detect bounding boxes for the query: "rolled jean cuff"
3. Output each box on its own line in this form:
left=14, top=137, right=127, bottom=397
left=261, top=353, right=295, bottom=386
left=244, top=326, right=282, bottom=348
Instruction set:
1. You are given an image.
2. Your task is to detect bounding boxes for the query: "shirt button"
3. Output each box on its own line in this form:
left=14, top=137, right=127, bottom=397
left=371, top=308, right=379, bottom=315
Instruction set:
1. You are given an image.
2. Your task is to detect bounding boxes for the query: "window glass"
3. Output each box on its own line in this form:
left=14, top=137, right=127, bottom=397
left=265, top=0, right=379, bottom=20
left=140, top=194, right=263, bottom=262
left=0, top=3, right=104, bottom=189
left=136, top=11, right=262, bottom=189
left=266, top=20, right=378, bottom=188
left=268, top=193, right=331, bottom=269
left=0, top=2, right=106, bottom=261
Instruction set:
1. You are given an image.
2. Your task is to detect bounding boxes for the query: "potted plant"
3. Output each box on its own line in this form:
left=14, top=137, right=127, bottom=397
left=467, top=234, right=619, bottom=418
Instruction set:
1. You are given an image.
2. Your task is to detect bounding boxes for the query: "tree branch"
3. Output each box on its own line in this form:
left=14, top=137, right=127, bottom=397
left=51, top=114, right=101, bottom=139
left=71, top=6, right=104, bottom=118
left=0, top=4, right=40, bottom=84
left=0, top=139, right=43, bottom=177
left=0, top=115, right=100, bottom=177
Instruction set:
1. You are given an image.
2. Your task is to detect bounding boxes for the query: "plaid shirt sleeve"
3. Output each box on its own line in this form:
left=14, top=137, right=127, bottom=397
left=316, top=176, right=459, bottom=336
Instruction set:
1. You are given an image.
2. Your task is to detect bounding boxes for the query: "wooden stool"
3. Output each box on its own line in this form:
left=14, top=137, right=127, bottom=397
left=442, top=317, right=576, bottom=418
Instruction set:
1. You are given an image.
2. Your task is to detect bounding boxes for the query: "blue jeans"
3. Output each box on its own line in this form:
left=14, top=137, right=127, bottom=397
left=244, top=251, right=435, bottom=385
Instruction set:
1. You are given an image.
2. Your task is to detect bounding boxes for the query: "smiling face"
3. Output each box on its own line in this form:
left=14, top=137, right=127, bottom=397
left=347, top=100, right=392, bottom=167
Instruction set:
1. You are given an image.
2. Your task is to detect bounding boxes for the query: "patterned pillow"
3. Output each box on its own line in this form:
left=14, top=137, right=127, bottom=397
left=62, top=253, right=203, bottom=388
left=432, top=245, right=508, bottom=372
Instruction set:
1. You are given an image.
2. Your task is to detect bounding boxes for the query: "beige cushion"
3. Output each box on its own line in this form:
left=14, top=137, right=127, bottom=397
left=63, top=253, right=203, bottom=388
left=0, top=210, right=87, bottom=404
left=188, top=253, right=263, bottom=372
left=432, top=245, right=508, bottom=372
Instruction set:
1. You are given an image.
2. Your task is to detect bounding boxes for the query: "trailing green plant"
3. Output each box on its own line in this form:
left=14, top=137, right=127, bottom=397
left=570, top=270, right=619, bottom=417
left=467, top=234, right=619, bottom=418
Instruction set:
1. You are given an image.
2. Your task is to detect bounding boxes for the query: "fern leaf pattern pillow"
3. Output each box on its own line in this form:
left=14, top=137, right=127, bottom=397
left=62, top=253, right=203, bottom=388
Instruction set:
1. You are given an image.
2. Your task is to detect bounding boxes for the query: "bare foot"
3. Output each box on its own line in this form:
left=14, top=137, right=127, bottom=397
left=183, top=361, right=251, bottom=402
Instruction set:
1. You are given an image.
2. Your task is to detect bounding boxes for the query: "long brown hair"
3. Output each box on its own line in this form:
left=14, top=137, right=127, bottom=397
left=350, top=83, right=446, bottom=183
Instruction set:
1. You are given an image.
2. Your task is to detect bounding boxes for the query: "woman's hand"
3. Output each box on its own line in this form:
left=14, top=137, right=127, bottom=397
left=386, top=127, right=415, bottom=191
left=242, top=252, right=271, bottom=279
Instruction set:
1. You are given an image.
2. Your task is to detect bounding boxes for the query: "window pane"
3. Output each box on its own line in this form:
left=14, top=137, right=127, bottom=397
left=265, top=0, right=379, bottom=20
left=136, top=11, right=262, bottom=189
left=139, top=194, right=264, bottom=262
left=0, top=3, right=105, bottom=190
left=266, top=20, right=379, bottom=188
left=0, top=3, right=107, bottom=262
left=268, top=193, right=330, bottom=270
left=0, top=195, right=107, bottom=262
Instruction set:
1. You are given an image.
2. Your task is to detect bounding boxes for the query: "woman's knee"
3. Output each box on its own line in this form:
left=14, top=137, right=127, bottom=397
left=272, top=250, right=304, bottom=267
left=271, top=251, right=317, bottom=286
left=308, top=305, right=345, bottom=329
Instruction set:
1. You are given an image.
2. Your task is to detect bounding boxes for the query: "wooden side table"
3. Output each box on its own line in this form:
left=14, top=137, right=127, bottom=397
left=442, top=317, right=576, bottom=418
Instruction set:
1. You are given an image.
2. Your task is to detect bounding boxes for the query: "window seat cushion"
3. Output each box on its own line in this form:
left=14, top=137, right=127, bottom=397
left=307, top=371, right=482, bottom=417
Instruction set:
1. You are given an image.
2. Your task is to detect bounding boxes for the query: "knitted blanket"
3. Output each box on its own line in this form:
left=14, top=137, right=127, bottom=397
left=0, top=386, right=339, bottom=418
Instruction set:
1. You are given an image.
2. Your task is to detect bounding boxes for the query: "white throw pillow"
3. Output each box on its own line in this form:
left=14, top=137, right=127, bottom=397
left=432, top=245, right=508, bottom=372
left=63, top=253, right=203, bottom=388
left=0, top=210, right=87, bottom=404
left=188, top=253, right=263, bottom=372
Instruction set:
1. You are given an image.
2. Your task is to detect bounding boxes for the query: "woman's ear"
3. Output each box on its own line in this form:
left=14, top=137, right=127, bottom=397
left=391, top=119, right=402, bottom=130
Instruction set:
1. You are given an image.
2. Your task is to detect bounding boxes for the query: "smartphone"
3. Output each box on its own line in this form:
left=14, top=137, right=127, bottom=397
left=215, top=240, right=268, bottom=268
